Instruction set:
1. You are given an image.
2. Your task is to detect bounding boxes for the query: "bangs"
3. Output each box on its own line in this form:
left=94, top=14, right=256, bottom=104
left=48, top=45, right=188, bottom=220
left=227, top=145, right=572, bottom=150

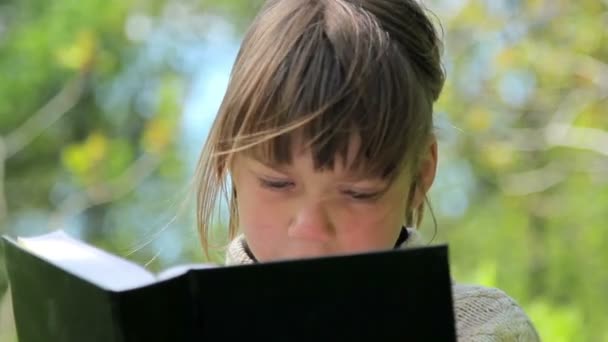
left=219, top=0, right=436, bottom=181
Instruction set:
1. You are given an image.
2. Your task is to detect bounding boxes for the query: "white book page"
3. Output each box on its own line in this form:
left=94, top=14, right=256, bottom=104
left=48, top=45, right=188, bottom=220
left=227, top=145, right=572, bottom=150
left=156, top=263, right=217, bottom=281
left=18, top=230, right=157, bottom=291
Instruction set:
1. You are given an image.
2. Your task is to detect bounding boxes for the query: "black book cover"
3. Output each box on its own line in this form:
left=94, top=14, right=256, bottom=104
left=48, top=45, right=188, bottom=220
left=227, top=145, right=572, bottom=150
left=3, top=234, right=456, bottom=341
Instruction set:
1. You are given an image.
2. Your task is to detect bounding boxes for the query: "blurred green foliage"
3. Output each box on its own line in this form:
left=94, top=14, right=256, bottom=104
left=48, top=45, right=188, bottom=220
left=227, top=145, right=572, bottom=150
left=0, top=0, right=607, bottom=341
left=429, top=1, right=608, bottom=341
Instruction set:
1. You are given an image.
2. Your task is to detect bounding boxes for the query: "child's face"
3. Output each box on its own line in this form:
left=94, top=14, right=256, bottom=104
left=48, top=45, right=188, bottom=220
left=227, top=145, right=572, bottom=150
left=231, top=138, right=414, bottom=262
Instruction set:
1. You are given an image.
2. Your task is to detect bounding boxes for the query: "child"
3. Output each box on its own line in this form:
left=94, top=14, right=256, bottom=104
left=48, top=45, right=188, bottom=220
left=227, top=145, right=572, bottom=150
left=194, top=0, right=540, bottom=340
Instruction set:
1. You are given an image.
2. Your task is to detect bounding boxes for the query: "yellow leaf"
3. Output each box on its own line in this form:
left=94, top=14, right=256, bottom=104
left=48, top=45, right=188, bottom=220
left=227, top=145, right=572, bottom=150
left=61, top=132, right=109, bottom=185
left=84, top=132, right=108, bottom=164
left=495, top=48, right=516, bottom=69
left=61, top=144, right=90, bottom=176
left=482, top=142, right=515, bottom=170
left=141, top=118, right=173, bottom=155
left=55, top=30, right=97, bottom=70
left=465, top=107, right=491, bottom=132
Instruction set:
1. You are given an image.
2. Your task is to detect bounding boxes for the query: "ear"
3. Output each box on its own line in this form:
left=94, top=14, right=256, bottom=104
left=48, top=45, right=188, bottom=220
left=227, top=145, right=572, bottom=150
left=411, top=136, right=438, bottom=209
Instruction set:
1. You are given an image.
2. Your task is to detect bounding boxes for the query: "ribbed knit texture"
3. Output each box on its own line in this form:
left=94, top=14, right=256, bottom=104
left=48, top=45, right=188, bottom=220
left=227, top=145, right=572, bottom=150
left=225, top=230, right=540, bottom=341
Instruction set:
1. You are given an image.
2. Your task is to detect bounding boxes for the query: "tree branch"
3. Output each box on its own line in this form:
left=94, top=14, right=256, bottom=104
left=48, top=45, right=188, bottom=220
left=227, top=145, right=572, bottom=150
left=509, top=120, right=608, bottom=157
left=4, top=74, right=87, bottom=159
left=575, top=54, right=608, bottom=96
left=545, top=123, right=608, bottom=157
left=0, top=73, right=88, bottom=225
left=0, top=140, right=7, bottom=222
left=507, top=86, right=607, bottom=156
left=49, top=153, right=162, bottom=230
left=499, top=161, right=568, bottom=196
left=498, top=82, right=608, bottom=195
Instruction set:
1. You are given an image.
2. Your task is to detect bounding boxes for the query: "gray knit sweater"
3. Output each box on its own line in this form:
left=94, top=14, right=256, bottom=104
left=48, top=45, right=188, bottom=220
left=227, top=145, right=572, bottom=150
left=225, top=230, right=540, bottom=342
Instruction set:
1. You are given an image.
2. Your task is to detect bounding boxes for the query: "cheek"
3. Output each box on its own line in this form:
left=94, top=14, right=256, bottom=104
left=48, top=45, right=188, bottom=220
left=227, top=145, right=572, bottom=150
left=337, top=197, right=406, bottom=251
left=238, top=185, right=290, bottom=229
left=235, top=181, right=292, bottom=257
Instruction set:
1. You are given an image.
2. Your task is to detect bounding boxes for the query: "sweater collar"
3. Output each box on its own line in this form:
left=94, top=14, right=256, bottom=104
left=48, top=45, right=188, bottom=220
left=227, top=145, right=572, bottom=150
left=224, top=227, right=422, bottom=266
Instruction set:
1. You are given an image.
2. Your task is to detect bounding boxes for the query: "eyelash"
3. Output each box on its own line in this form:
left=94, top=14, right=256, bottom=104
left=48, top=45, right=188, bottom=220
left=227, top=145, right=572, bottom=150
left=342, top=190, right=381, bottom=201
left=259, top=179, right=294, bottom=190
left=258, top=178, right=380, bottom=201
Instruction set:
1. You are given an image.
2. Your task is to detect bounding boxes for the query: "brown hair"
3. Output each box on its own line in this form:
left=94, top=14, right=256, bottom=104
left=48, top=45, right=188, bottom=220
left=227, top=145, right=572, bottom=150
left=194, top=0, right=445, bottom=255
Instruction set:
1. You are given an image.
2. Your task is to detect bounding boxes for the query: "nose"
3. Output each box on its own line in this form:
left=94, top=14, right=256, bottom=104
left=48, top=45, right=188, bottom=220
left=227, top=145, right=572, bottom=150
left=287, top=202, right=334, bottom=243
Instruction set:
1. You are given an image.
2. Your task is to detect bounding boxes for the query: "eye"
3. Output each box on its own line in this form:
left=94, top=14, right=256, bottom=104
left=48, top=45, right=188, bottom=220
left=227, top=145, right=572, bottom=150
left=258, top=178, right=294, bottom=190
left=342, top=189, right=381, bottom=201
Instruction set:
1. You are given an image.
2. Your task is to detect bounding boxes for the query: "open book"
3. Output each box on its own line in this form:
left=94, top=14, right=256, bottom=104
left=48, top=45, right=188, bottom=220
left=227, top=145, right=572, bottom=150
left=13, top=230, right=215, bottom=291
left=3, top=230, right=456, bottom=342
